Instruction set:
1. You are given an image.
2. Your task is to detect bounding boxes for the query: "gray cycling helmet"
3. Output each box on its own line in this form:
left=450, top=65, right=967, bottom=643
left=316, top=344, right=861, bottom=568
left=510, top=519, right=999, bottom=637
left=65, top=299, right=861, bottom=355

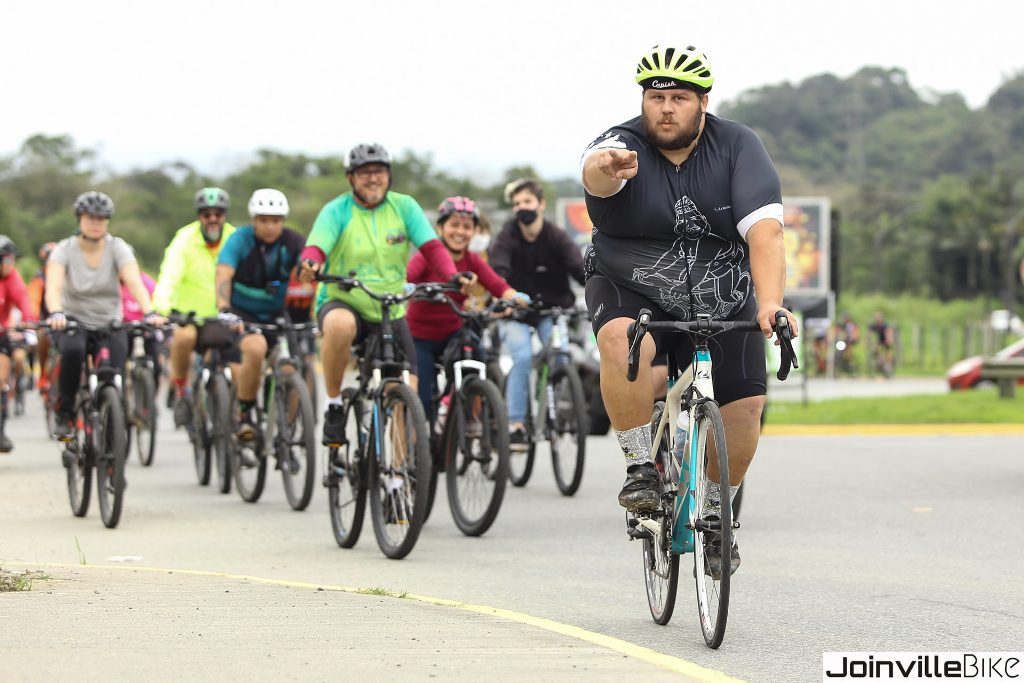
left=345, top=143, right=392, bottom=173
left=73, top=191, right=115, bottom=218
left=194, top=187, right=230, bottom=212
left=0, top=235, right=17, bottom=258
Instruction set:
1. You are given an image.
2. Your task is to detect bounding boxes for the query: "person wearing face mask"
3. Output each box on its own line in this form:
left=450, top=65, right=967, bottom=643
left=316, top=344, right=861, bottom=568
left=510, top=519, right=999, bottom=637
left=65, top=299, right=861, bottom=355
left=152, top=187, right=237, bottom=429
left=488, top=178, right=586, bottom=448
left=46, top=192, right=166, bottom=441
left=406, top=196, right=526, bottom=423
left=215, top=189, right=305, bottom=439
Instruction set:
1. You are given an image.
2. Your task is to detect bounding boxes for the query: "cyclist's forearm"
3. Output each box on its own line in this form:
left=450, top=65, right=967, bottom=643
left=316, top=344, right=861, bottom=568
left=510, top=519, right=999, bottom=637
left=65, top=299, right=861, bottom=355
left=747, top=219, right=786, bottom=308
left=215, top=265, right=235, bottom=310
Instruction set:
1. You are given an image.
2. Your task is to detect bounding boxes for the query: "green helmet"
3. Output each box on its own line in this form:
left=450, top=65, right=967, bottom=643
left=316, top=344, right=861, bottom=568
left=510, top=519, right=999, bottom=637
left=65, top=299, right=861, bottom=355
left=194, top=187, right=230, bottom=212
left=635, top=45, right=714, bottom=93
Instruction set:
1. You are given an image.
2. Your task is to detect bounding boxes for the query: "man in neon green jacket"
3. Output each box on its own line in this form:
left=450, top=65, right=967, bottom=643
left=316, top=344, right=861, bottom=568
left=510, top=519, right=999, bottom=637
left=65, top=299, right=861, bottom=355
left=153, top=187, right=236, bottom=427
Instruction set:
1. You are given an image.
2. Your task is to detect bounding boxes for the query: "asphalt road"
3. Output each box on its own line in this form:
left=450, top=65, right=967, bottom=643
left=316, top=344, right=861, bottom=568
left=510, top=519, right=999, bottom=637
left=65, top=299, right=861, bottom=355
left=2, top=395, right=1022, bottom=682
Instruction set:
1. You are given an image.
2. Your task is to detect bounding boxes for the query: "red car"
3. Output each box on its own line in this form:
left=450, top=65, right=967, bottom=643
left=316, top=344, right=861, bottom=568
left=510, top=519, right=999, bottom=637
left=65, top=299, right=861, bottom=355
left=946, top=337, right=1024, bottom=390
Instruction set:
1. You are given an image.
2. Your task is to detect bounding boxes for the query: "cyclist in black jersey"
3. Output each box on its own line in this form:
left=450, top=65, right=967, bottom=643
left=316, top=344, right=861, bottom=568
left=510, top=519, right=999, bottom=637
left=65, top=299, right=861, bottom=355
left=581, top=44, right=798, bottom=575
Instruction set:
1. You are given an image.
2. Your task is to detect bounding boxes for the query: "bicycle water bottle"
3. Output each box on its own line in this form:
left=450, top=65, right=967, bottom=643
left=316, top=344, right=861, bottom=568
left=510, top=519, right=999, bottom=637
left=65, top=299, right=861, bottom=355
left=672, top=411, right=689, bottom=488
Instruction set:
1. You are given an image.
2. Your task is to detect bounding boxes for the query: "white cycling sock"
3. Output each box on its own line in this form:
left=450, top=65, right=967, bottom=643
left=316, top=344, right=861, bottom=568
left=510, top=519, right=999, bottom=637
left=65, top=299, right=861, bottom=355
left=326, top=395, right=343, bottom=408
left=616, top=423, right=652, bottom=469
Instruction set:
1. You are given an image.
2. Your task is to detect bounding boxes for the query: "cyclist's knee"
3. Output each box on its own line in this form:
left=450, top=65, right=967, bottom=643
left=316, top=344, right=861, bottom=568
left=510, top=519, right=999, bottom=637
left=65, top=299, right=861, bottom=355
left=321, top=308, right=356, bottom=345
left=597, top=317, right=653, bottom=365
left=174, top=324, right=198, bottom=348
left=239, top=333, right=267, bottom=359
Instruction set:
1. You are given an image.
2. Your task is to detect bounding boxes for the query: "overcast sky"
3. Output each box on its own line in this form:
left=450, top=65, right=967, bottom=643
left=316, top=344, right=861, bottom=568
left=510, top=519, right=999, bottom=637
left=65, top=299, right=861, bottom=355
left=4, top=0, right=1022, bottom=182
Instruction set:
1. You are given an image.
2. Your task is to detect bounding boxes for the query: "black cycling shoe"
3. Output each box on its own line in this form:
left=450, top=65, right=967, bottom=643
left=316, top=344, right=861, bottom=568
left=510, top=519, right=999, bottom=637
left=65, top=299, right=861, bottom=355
left=508, top=425, right=529, bottom=452
left=173, top=394, right=192, bottom=429
left=54, top=414, right=77, bottom=442
left=617, top=462, right=661, bottom=512
left=0, top=433, right=12, bottom=453
left=699, top=515, right=740, bottom=579
left=322, top=405, right=345, bottom=446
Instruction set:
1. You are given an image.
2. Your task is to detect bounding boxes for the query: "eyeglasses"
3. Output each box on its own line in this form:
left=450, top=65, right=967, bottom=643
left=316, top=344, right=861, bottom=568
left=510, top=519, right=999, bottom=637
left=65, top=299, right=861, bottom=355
left=200, top=210, right=225, bottom=219
left=353, top=167, right=388, bottom=179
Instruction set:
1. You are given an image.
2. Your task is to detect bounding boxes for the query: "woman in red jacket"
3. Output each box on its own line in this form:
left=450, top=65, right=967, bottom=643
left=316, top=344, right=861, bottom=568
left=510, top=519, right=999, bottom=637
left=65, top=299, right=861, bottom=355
left=406, top=197, right=525, bottom=422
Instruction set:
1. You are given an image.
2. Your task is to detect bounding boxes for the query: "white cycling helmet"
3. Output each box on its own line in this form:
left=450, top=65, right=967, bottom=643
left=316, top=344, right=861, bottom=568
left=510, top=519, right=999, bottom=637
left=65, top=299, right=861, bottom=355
left=247, top=188, right=289, bottom=217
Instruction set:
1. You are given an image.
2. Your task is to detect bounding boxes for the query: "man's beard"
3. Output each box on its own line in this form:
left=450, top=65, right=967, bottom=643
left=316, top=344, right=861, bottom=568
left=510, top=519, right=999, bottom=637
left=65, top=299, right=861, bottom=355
left=642, top=107, right=703, bottom=150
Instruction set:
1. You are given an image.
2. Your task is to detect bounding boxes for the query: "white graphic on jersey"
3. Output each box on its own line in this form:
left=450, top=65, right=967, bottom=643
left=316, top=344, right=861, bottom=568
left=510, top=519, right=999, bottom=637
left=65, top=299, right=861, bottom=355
left=630, top=196, right=750, bottom=320
left=586, top=133, right=627, bottom=153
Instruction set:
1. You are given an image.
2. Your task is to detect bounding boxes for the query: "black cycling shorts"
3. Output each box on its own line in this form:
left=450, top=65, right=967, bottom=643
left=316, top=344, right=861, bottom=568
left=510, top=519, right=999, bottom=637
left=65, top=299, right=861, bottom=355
left=317, top=301, right=418, bottom=375
left=584, top=275, right=766, bottom=406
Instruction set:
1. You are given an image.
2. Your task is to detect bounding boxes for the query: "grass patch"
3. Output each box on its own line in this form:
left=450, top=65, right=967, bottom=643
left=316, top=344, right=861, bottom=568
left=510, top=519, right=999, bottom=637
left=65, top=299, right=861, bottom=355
left=357, top=586, right=409, bottom=599
left=767, top=389, right=1024, bottom=425
left=0, top=566, right=45, bottom=592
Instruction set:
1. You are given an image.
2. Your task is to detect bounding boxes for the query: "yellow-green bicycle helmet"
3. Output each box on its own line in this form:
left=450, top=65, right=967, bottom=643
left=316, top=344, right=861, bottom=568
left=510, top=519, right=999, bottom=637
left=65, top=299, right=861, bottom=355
left=636, top=45, right=714, bottom=93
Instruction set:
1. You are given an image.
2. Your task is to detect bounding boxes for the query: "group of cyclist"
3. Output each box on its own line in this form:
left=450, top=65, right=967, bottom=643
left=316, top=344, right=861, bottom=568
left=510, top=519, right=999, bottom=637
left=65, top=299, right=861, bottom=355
left=3, top=44, right=799, bottom=586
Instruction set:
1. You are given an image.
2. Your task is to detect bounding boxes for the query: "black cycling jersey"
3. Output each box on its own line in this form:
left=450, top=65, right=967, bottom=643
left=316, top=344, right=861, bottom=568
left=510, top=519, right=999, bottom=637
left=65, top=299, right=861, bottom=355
left=582, top=113, right=782, bottom=321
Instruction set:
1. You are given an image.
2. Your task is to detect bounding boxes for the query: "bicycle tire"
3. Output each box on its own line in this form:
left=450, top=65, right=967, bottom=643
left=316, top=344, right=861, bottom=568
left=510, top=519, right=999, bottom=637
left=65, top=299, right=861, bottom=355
left=65, top=400, right=93, bottom=517
left=641, top=402, right=679, bottom=625
left=445, top=377, right=509, bottom=537
left=549, top=365, right=587, bottom=496
left=132, top=367, right=158, bottom=467
left=304, top=359, right=319, bottom=417
left=508, top=381, right=536, bottom=487
left=368, top=382, right=432, bottom=559
left=278, top=371, right=317, bottom=511
left=96, top=386, right=128, bottom=529
left=327, top=388, right=368, bottom=548
left=232, top=392, right=267, bottom=503
left=190, top=385, right=212, bottom=486
left=210, top=376, right=234, bottom=495
left=691, top=400, right=732, bottom=649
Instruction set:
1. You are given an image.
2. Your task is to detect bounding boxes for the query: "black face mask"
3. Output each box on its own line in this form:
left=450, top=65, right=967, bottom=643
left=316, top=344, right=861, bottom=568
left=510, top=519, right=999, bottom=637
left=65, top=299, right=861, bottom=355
left=515, top=208, right=539, bottom=226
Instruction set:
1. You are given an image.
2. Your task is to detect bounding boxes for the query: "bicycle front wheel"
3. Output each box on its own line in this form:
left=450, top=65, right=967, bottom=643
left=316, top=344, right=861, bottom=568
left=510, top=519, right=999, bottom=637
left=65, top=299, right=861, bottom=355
left=549, top=364, right=588, bottom=496
left=65, top=401, right=92, bottom=517
left=96, top=386, right=128, bottom=529
left=691, top=400, right=732, bottom=649
left=190, top=385, right=212, bottom=486
left=277, top=371, right=317, bottom=511
left=508, top=383, right=536, bottom=487
left=445, top=378, right=509, bottom=536
left=210, top=376, right=234, bottom=495
left=132, top=366, right=158, bottom=467
left=641, top=402, right=679, bottom=625
left=327, top=388, right=368, bottom=548
left=368, top=383, right=432, bottom=559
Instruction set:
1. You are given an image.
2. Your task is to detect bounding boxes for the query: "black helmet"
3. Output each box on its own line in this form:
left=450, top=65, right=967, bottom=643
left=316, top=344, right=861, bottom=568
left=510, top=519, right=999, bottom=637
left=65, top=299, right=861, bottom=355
left=195, top=187, right=230, bottom=212
left=0, top=235, right=17, bottom=258
left=73, top=191, right=115, bottom=218
left=345, top=143, right=392, bottom=173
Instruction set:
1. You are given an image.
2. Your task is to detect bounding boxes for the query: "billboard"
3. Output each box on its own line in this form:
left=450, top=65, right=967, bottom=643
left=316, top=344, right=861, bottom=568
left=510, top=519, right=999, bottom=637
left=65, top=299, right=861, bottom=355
left=556, top=196, right=831, bottom=298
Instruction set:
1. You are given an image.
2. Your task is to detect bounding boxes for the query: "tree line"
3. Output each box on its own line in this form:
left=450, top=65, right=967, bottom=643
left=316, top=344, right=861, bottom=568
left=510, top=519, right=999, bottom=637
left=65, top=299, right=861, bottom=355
left=2, top=63, right=1023, bottom=308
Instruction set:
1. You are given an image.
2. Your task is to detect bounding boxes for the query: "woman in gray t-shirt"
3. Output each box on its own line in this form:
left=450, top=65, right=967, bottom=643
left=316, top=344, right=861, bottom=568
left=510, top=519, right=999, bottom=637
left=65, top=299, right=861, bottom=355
left=45, top=191, right=163, bottom=437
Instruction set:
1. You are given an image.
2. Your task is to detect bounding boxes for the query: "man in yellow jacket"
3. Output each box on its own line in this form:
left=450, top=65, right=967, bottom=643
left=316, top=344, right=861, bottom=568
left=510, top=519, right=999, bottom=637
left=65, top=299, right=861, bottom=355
left=153, top=187, right=236, bottom=427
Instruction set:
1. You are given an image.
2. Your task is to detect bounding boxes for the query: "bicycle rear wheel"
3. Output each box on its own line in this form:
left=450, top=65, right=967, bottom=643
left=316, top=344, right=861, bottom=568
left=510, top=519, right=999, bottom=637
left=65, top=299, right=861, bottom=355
left=549, top=365, right=587, bottom=496
left=209, top=376, right=234, bottom=495
left=368, top=383, right=432, bottom=559
left=65, top=401, right=92, bottom=517
left=637, top=402, right=680, bottom=625
left=278, top=371, right=317, bottom=511
left=508, top=382, right=536, bottom=487
left=327, top=388, right=367, bottom=548
left=190, top=385, right=212, bottom=486
left=232, top=396, right=268, bottom=502
left=445, top=378, right=509, bottom=536
left=132, top=366, right=158, bottom=467
left=96, top=386, right=128, bottom=529
left=691, top=400, right=732, bottom=649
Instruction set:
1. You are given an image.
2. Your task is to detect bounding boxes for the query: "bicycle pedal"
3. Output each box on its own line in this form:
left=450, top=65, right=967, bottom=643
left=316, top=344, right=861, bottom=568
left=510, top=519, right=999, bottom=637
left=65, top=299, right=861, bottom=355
left=626, top=526, right=653, bottom=541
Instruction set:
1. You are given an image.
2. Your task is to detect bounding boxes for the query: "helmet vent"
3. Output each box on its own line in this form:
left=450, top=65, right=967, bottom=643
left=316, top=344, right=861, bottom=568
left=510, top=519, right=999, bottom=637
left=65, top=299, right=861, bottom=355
left=686, top=59, right=704, bottom=73
left=664, top=47, right=676, bottom=67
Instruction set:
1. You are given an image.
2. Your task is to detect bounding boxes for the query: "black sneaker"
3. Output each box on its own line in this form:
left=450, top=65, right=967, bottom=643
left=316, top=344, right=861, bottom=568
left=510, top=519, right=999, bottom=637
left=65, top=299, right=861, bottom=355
left=234, top=410, right=257, bottom=441
left=699, top=515, right=740, bottom=579
left=322, top=404, right=345, bottom=447
left=54, top=413, right=76, bottom=442
left=0, top=433, right=12, bottom=453
left=509, top=425, right=528, bottom=452
left=617, top=462, right=661, bottom=512
left=173, top=394, right=192, bottom=429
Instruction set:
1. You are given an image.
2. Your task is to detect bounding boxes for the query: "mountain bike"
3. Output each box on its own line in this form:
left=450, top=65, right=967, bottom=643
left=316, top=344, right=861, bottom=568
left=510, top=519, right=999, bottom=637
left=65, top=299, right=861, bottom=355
left=420, top=292, right=511, bottom=537
left=170, top=314, right=235, bottom=494
left=624, top=310, right=797, bottom=648
left=37, top=321, right=136, bottom=529
left=319, top=274, right=434, bottom=560
left=503, top=304, right=589, bottom=495
left=229, top=319, right=318, bottom=511
left=124, top=323, right=160, bottom=467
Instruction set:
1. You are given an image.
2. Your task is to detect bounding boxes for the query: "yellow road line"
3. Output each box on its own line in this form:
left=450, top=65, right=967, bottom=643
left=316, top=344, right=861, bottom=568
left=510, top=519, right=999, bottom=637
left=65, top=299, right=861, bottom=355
left=7, top=560, right=746, bottom=683
left=762, top=423, right=1024, bottom=436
